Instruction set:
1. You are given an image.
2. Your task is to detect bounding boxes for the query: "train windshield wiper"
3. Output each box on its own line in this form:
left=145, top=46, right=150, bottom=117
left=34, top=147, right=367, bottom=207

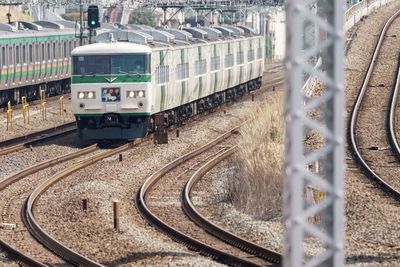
left=80, top=72, right=97, bottom=77
left=118, top=70, right=142, bottom=77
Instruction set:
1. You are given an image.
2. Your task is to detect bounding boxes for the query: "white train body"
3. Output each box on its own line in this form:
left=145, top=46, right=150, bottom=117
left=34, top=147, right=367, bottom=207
left=71, top=26, right=264, bottom=140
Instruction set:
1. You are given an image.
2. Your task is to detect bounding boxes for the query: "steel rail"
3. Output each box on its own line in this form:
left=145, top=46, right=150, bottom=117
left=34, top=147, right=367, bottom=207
left=0, top=144, right=97, bottom=266
left=348, top=9, right=400, bottom=201
left=0, top=122, right=77, bottom=156
left=24, top=142, right=135, bottom=267
left=388, top=54, right=400, bottom=160
left=136, top=127, right=276, bottom=266
left=182, top=147, right=282, bottom=265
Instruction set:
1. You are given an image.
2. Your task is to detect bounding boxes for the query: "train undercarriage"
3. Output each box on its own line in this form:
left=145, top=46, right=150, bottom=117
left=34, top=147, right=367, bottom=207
left=0, top=79, right=70, bottom=110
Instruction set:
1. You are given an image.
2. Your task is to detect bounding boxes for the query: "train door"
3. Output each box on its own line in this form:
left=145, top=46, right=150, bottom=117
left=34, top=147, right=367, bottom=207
left=0, top=45, right=6, bottom=89
left=54, top=41, right=58, bottom=78
left=22, top=44, right=28, bottom=84
left=28, top=44, right=33, bottom=84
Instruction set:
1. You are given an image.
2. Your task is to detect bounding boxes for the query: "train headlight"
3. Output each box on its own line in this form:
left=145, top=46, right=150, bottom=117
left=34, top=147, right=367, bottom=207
left=137, top=90, right=145, bottom=98
left=127, top=91, right=135, bottom=98
left=78, top=92, right=85, bottom=99
left=87, top=92, right=95, bottom=99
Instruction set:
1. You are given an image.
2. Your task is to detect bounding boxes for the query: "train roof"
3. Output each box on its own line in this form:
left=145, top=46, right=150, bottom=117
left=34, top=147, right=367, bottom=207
left=0, top=20, right=76, bottom=39
left=72, top=42, right=152, bottom=56
left=90, top=25, right=259, bottom=50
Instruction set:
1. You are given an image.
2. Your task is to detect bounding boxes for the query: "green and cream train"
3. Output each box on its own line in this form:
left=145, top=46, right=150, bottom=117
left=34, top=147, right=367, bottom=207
left=0, top=20, right=80, bottom=108
left=71, top=25, right=264, bottom=141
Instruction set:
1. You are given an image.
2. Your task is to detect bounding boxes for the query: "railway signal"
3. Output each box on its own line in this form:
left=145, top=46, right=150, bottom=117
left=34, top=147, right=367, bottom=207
left=88, top=5, right=100, bottom=29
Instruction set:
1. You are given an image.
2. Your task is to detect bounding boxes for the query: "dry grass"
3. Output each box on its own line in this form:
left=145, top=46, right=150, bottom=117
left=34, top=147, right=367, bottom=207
left=228, top=93, right=284, bottom=220
left=0, top=6, right=31, bottom=23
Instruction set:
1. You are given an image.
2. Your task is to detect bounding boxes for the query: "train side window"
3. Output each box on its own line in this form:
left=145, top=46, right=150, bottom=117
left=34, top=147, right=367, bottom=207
left=237, top=51, right=244, bottom=65
left=195, top=59, right=206, bottom=76
left=257, top=47, right=262, bottom=59
left=63, top=41, right=67, bottom=58
left=176, top=63, right=189, bottom=80
left=210, top=56, right=220, bottom=71
left=47, top=43, right=51, bottom=60
left=224, top=54, right=234, bottom=68
left=15, top=45, right=20, bottom=65
left=247, top=49, right=254, bottom=62
left=35, top=44, right=39, bottom=62
left=29, top=44, right=33, bottom=63
left=41, top=43, right=45, bottom=62
left=22, top=45, right=26, bottom=64
left=156, top=65, right=170, bottom=84
left=68, top=41, right=72, bottom=56
left=9, top=46, right=13, bottom=65
left=1, top=47, right=5, bottom=66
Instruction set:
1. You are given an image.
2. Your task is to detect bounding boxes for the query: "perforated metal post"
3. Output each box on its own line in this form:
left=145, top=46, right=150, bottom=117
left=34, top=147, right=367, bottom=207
left=284, top=0, right=345, bottom=266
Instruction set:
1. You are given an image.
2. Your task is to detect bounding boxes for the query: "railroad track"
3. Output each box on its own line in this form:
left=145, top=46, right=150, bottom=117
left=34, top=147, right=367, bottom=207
left=183, top=147, right=282, bottom=264
left=0, top=68, right=284, bottom=265
left=348, top=9, right=400, bottom=201
left=0, top=144, right=98, bottom=266
left=23, top=142, right=137, bottom=267
left=136, top=127, right=281, bottom=266
left=0, top=121, right=77, bottom=156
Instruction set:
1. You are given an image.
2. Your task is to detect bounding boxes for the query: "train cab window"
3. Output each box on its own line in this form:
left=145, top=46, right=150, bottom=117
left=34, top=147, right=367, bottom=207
left=247, top=49, right=254, bottom=62
left=1, top=47, right=5, bottom=66
left=22, top=45, right=26, bottom=64
left=29, top=44, right=33, bottom=63
left=73, top=54, right=150, bottom=75
left=15, top=45, right=20, bottom=65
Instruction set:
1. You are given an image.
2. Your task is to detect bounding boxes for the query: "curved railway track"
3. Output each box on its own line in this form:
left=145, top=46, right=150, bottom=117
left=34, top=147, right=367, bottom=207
left=0, top=144, right=97, bottom=266
left=183, top=147, right=282, bottom=264
left=348, top=9, right=400, bottom=201
left=0, top=121, right=77, bottom=156
left=23, top=143, right=136, bottom=267
left=136, top=127, right=281, bottom=266
left=0, top=67, right=284, bottom=265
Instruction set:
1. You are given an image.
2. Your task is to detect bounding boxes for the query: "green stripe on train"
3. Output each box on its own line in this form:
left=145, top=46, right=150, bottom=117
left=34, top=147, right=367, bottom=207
left=1, top=65, right=70, bottom=81
left=0, top=35, right=77, bottom=45
left=71, top=74, right=151, bottom=84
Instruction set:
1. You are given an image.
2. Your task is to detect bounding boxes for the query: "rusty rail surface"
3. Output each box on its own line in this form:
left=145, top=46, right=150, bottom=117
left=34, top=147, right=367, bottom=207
left=183, top=147, right=282, bottom=265
left=348, top=9, right=400, bottom=201
left=0, top=144, right=97, bottom=266
left=0, top=122, right=76, bottom=156
left=136, top=127, right=279, bottom=266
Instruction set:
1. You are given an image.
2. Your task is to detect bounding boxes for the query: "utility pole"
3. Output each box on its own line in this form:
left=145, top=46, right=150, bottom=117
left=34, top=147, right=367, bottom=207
left=284, top=0, right=345, bottom=266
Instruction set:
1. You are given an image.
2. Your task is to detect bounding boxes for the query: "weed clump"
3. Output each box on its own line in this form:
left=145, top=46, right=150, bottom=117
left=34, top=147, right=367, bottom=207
left=228, top=96, right=284, bottom=220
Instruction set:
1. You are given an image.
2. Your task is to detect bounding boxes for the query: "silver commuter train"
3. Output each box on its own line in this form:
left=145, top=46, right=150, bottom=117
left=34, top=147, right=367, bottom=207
left=0, top=20, right=80, bottom=108
left=71, top=25, right=264, bottom=141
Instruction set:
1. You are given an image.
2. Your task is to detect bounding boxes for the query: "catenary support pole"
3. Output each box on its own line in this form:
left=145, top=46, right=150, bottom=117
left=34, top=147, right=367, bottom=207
left=284, top=0, right=345, bottom=266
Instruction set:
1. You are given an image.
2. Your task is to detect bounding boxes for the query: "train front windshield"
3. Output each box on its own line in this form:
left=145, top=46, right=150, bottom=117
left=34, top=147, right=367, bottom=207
left=73, top=54, right=150, bottom=75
